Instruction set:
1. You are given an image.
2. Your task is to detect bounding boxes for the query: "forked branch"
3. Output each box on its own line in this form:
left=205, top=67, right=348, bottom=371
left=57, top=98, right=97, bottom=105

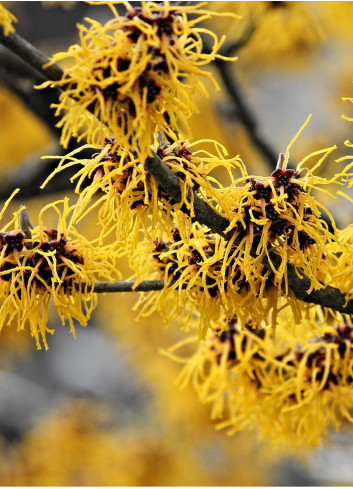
left=1, top=28, right=352, bottom=316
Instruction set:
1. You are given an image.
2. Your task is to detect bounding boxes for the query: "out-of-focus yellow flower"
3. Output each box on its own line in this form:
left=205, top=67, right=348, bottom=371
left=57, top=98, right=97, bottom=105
left=39, top=1, right=238, bottom=160
left=0, top=195, right=119, bottom=349
left=165, top=317, right=353, bottom=449
left=210, top=2, right=325, bottom=68
left=42, top=136, right=241, bottom=245
left=0, top=397, right=272, bottom=485
left=320, top=2, right=353, bottom=45
left=0, top=2, right=17, bottom=36
left=0, top=86, right=52, bottom=172
left=42, top=1, right=76, bottom=10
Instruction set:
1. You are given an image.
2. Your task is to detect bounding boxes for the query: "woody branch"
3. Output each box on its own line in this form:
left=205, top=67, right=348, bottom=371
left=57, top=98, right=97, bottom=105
left=1, top=27, right=352, bottom=316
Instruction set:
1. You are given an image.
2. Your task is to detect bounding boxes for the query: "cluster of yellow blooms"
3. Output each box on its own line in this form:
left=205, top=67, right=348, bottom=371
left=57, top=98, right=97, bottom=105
left=128, top=119, right=353, bottom=341
left=164, top=315, right=353, bottom=448
left=39, top=1, right=238, bottom=160
left=0, top=194, right=119, bottom=349
left=42, top=136, right=241, bottom=244
left=3, top=0, right=353, bottom=449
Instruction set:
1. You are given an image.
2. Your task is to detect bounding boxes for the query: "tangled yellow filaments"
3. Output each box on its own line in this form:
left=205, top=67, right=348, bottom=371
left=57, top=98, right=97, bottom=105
left=0, top=198, right=120, bottom=350
left=165, top=318, right=353, bottom=449
left=0, top=3, right=17, bottom=36
left=131, top=119, right=353, bottom=338
left=42, top=137, right=242, bottom=245
left=130, top=214, right=312, bottom=339
left=215, top=115, right=350, bottom=296
left=38, top=1, right=239, bottom=159
left=324, top=224, right=353, bottom=300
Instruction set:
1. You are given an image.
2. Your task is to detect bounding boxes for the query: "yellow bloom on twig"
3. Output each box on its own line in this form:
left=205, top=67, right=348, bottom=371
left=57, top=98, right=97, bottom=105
left=0, top=196, right=119, bottom=349
left=216, top=115, right=349, bottom=296
left=0, top=2, right=17, bottom=36
left=38, top=1, right=238, bottom=159
left=42, top=136, right=242, bottom=245
left=131, top=215, right=313, bottom=338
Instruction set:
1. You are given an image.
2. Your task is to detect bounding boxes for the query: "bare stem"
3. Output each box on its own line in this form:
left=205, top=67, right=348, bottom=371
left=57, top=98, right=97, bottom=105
left=93, top=280, right=166, bottom=293
left=90, top=276, right=353, bottom=315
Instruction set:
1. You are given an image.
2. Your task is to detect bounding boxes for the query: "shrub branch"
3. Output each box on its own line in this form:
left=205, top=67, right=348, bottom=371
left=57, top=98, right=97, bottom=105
left=1, top=28, right=352, bottom=316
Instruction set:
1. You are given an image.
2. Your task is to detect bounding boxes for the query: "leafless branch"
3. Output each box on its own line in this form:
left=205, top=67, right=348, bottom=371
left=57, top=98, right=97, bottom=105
left=93, top=280, right=165, bottom=293
left=0, top=29, right=351, bottom=316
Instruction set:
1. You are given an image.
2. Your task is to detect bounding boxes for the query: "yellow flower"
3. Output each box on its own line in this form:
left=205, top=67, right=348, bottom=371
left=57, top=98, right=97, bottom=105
left=38, top=1, right=238, bottom=159
left=324, top=224, right=353, bottom=301
left=252, top=324, right=353, bottom=448
left=42, top=136, right=241, bottom=245
left=163, top=317, right=273, bottom=433
left=126, top=117, right=351, bottom=338
left=0, top=2, right=17, bottom=36
left=0, top=196, right=119, bottom=349
left=165, top=317, right=353, bottom=449
left=215, top=115, right=349, bottom=296
left=131, top=213, right=315, bottom=338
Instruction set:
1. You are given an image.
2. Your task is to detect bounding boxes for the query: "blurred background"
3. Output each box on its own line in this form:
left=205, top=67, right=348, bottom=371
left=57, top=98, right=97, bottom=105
left=1, top=1, right=353, bottom=485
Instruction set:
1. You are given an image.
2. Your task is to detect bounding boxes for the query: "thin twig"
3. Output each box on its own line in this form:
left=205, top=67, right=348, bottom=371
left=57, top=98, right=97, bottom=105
left=221, top=22, right=257, bottom=57
left=90, top=276, right=353, bottom=315
left=93, top=280, right=165, bottom=293
left=1, top=30, right=352, bottom=315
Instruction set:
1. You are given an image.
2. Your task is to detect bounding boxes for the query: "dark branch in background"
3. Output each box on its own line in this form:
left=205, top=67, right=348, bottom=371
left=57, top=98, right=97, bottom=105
left=0, top=50, right=61, bottom=135
left=202, top=23, right=279, bottom=169
left=0, top=28, right=352, bottom=316
left=0, top=145, right=92, bottom=200
left=0, top=40, right=92, bottom=199
left=214, top=61, right=278, bottom=168
left=221, top=24, right=257, bottom=56
left=0, top=28, right=63, bottom=81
